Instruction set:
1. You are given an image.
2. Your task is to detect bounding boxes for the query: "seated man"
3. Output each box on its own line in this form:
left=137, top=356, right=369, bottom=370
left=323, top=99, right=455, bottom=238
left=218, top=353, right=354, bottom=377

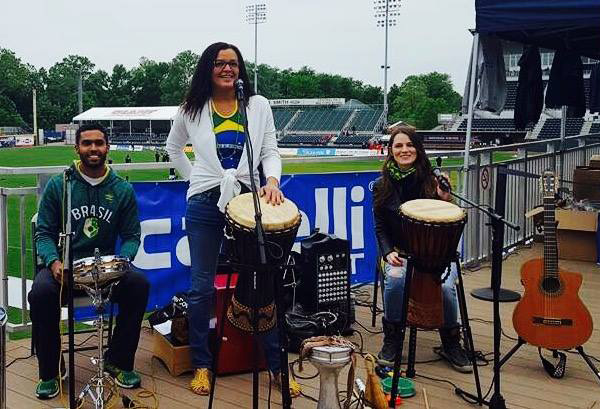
left=28, top=123, right=150, bottom=399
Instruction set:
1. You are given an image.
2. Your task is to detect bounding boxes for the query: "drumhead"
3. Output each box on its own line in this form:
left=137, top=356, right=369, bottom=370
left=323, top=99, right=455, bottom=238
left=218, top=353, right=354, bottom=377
left=400, top=199, right=465, bottom=223
left=226, top=193, right=300, bottom=231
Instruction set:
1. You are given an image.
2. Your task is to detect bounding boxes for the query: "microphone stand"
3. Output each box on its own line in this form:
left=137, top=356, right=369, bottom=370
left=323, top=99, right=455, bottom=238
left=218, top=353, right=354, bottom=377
left=208, top=83, right=292, bottom=409
left=60, top=168, right=77, bottom=408
left=439, top=164, right=520, bottom=409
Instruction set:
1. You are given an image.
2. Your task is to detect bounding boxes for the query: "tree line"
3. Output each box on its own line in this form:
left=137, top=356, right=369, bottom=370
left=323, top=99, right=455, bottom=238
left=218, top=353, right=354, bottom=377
left=0, top=47, right=461, bottom=131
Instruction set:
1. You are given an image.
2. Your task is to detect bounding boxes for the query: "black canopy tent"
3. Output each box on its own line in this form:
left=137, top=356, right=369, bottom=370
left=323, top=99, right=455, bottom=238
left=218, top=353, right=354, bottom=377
left=455, top=3, right=600, bottom=407
left=463, top=0, right=600, bottom=188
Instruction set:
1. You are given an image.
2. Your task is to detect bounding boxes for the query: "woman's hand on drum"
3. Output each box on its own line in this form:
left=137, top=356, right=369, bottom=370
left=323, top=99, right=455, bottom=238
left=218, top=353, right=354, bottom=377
left=260, top=177, right=284, bottom=205
left=385, top=251, right=404, bottom=267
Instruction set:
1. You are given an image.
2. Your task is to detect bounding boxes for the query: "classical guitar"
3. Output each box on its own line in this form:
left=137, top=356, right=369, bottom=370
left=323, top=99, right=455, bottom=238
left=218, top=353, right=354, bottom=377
left=512, top=171, right=593, bottom=350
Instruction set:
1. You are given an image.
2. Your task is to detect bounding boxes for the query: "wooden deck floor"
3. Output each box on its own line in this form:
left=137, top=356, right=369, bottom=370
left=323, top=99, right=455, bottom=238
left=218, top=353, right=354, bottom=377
left=5, top=244, right=600, bottom=408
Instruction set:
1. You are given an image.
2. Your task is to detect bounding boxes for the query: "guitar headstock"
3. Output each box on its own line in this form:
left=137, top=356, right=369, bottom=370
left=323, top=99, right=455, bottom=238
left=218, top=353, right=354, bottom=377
left=540, top=171, right=557, bottom=199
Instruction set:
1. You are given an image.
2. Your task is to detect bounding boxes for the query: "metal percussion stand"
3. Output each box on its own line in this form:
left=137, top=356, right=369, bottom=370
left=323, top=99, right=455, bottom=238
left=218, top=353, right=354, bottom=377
left=208, top=81, right=292, bottom=409
left=387, top=255, right=484, bottom=408
left=75, top=249, right=118, bottom=409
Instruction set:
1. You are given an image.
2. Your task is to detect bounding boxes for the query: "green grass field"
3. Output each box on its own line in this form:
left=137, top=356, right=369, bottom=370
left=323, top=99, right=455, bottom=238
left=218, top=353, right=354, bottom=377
left=0, top=145, right=517, bottom=329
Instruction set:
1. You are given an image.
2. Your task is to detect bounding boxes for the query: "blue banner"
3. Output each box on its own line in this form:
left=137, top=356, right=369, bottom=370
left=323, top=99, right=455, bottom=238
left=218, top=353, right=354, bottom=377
left=130, top=172, right=380, bottom=311
left=296, top=147, right=337, bottom=156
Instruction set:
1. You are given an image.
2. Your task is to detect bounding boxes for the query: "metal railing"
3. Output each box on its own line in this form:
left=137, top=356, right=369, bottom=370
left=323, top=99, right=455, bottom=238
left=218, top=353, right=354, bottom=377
left=1, top=134, right=599, bottom=331
left=459, top=134, right=600, bottom=264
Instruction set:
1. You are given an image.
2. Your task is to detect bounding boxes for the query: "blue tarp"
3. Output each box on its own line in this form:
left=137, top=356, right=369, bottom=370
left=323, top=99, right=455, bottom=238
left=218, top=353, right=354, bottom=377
left=475, top=0, right=600, bottom=58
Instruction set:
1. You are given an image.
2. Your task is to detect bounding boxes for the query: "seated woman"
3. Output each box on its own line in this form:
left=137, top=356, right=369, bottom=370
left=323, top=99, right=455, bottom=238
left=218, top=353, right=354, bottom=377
left=372, top=125, right=472, bottom=373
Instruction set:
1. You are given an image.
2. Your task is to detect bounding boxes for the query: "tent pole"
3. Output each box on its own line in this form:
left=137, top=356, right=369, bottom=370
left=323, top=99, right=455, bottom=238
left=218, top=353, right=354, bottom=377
left=462, top=32, right=479, bottom=197
left=559, top=105, right=566, bottom=185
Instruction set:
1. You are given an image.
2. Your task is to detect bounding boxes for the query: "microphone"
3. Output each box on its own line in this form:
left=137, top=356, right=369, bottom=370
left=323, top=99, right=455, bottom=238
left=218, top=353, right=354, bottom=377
left=433, top=156, right=451, bottom=192
left=234, top=79, right=245, bottom=101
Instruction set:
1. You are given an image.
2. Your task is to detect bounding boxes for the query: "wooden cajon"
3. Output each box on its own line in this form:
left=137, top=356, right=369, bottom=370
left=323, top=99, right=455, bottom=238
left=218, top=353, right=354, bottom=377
left=152, top=332, right=193, bottom=376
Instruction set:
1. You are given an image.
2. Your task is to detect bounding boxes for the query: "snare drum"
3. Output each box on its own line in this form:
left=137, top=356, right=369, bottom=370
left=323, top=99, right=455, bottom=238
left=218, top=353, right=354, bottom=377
left=225, top=193, right=301, bottom=332
left=72, top=255, right=129, bottom=290
left=398, top=199, right=466, bottom=328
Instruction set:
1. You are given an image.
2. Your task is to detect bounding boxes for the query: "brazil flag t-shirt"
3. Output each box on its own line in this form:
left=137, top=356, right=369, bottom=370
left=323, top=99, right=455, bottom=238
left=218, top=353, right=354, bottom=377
left=213, top=105, right=245, bottom=169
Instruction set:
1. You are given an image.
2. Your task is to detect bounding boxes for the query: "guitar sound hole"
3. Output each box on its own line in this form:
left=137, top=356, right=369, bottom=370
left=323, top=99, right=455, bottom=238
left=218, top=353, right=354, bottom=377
left=542, top=277, right=561, bottom=294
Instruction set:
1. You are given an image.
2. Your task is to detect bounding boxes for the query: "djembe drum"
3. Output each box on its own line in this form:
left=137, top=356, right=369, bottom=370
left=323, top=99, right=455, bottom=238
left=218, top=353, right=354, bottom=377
left=398, top=199, right=466, bottom=328
left=225, top=193, right=301, bottom=332
left=308, top=345, right=353, bottom=409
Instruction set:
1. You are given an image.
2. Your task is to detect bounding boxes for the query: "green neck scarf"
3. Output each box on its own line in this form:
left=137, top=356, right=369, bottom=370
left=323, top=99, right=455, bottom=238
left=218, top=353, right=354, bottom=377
left=386, top=161, right=415, bottom=181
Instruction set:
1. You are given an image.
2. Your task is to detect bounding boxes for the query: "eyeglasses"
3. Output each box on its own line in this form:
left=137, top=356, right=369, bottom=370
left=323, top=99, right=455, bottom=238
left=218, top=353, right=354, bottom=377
left=214, top=60, right=239, bottom=70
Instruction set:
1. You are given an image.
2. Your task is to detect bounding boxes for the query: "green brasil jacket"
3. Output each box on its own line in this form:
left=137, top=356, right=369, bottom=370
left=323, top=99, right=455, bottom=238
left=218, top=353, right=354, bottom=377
left=35, top=161, right=141, bottom=267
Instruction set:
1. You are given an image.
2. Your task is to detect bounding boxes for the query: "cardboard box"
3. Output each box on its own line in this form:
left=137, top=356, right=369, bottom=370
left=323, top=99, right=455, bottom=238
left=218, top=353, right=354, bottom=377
left=555, top=209, right=598, bottom=262
left=573, top=167, right=600, bottom=202
left=589, top=154, right=600, bottom=169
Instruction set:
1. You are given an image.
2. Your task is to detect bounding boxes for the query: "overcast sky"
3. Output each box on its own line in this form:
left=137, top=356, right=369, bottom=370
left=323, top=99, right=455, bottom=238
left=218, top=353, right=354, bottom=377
left=1, top=0, right=475, bottom=94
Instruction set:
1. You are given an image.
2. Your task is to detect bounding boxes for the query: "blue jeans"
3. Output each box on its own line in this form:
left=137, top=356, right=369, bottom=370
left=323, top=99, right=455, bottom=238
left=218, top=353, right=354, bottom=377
left=381, top=259, right=459, bottom=329
left=186, top=190, right=281, bottom=372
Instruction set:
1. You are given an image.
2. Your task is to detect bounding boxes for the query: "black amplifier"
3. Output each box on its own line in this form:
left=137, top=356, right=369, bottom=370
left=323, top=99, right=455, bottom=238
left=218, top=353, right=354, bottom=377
left=297, top=230, right=351, bottom=315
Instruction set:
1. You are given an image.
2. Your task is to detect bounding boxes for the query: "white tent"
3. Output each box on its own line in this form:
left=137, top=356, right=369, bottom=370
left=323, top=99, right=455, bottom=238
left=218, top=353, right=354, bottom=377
left=72, top=106, right=179, bottom=122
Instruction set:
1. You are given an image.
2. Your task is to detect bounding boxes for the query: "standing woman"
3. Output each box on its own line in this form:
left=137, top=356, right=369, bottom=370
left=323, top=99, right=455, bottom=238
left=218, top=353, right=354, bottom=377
left=166, top=42, right=301, bottom=396
left=372, top=125, right=472, bottom=373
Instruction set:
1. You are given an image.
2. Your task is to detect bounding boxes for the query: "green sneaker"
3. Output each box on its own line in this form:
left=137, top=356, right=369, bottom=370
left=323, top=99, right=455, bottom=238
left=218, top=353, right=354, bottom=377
left=35, top=379, right=59, bottom=400
left=104, top=362, right=141, bottom=389
left=35, top=365, right=67, bottom=399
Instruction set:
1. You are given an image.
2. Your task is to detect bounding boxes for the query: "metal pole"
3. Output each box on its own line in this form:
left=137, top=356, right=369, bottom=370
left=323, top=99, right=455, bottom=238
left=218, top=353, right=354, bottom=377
left=32, top=89, right=38, bottom=146
left=78, top=69, right=83, bottom=114
left=559, top=105, right=567, bottom=186
left=19, top=196, right=27, bottom=325
left=0, top=307, right=7, bottom=409
left=0, top=192, right=8, bottom=310
left=383, top=0, right=389, bottom=127
left=462, top=32, right=480, bottom=197
left=254, top=12, right=258, bottom=94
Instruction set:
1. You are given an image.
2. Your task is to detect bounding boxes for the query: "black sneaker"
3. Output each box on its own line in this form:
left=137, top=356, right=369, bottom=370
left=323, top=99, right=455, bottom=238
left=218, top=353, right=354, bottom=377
left=377, top=341, right=397, bottom=366
left=436, top=344, right=473, bottom=373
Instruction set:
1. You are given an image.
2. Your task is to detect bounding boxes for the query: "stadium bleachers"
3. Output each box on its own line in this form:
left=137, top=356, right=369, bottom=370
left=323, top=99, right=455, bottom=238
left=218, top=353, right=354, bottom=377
left=273, top=108, right=297, bottom=130
left=589, top=122, right=600, bottom=134
left=536, top=118, right=584, bottom=139
left=110, top=133, right=154, bottom=144
left=505, top=81, right=518, bottom=110
left=278, top=134, right=330, bottom=145
left=334, top=134, right=373, bottom=146
left=504, top=78, right=591, bottom=111
left=288, top=108, right=353, bottom=132
left=347, top=108, right=384, bottom=132
left=457, top=118, right=519, bottom=131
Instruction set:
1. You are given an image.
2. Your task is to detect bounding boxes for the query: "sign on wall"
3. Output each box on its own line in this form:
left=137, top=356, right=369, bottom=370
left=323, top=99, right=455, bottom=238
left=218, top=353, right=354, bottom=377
left=130, top=172, right=380, bottom=310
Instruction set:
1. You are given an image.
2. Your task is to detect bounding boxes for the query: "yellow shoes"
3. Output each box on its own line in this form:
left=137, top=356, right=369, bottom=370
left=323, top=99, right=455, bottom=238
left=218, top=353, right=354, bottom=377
left=190, top=368, right=211, bottom=395
left=191, top=368, right=301, bottom=399
left=272, top=372, right=302, bottom=398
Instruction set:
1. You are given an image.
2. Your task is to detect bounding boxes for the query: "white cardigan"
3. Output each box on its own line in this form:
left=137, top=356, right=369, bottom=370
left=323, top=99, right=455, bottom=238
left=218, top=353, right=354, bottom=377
left=165, top=95, right=281, bottom=212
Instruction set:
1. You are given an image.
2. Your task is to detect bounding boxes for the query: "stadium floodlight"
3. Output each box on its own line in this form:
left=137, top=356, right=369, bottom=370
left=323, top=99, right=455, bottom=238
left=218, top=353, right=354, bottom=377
left=246, top=3, right=267, bottom=94
left=373, top=0, right=401, bottom=127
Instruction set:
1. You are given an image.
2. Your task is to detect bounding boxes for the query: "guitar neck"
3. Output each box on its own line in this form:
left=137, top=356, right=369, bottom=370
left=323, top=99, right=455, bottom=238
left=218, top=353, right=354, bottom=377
left=543, top=196, right=558, bottom=278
